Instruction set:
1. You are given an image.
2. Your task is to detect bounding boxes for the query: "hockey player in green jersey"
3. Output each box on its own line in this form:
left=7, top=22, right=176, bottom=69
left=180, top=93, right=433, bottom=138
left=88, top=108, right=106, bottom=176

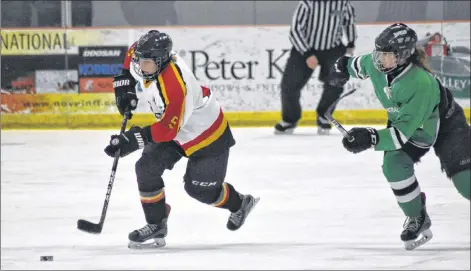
left=329, top=23, right=470, bottom=250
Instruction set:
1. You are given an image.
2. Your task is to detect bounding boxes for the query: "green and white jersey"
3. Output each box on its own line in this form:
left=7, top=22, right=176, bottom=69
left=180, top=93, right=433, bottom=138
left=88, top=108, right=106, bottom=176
left=347, top=53, right=441, bottom=151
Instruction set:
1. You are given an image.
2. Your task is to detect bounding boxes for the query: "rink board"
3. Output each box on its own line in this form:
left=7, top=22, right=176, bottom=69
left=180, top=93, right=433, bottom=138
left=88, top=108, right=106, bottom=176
left=1, top=110, right=389, bottom=129
left=1, top=21, right=469, bottom=129
left=1, top=90, right=470, bottom=129
left=2, top=109, right=470, bottom=129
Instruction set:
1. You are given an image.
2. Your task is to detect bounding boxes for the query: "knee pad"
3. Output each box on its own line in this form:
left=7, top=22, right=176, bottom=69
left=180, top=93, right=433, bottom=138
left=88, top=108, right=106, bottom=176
left=382, top=151, right=415, bottom=181
left=135, top=155, right=166, bottom=191
left=183, top=178, right=221, bottom=204
left=135, top=156, right=167, bottom=224
left=434, top=127, right=471, bottom=178
left=452, top=171, right=470, bottom=200
left=382, top=151, right=423, bottom=205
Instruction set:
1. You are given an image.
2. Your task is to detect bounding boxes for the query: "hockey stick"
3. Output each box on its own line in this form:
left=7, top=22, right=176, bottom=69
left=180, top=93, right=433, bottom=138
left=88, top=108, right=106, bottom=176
left=77, top=105, right=134, bottom=234
left=323, top=88, right=357, bottom=142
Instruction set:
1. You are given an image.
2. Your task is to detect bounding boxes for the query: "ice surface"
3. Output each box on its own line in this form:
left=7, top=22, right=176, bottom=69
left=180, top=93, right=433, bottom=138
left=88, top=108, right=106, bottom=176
left=1, top=127, right=469, bottom=270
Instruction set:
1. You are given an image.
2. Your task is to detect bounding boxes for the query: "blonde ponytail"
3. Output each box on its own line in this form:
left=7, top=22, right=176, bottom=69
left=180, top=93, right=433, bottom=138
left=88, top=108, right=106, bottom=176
left=171, top=54, right=177, bottom=62
left=411, top=46, right=434, bottom=74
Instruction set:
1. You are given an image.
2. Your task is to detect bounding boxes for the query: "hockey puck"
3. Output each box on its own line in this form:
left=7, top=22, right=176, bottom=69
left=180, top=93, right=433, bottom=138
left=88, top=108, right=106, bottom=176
left=40, top=256, right=53, bottom=261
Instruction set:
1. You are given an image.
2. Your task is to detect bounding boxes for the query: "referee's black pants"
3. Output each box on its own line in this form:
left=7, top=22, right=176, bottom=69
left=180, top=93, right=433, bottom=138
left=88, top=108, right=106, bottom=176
left=280, top=45, right=347, bottom=128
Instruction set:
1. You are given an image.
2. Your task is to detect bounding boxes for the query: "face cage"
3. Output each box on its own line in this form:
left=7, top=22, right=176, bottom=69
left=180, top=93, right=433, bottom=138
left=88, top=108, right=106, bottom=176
left=131, top=57, right=162, bottom=80
left=372, top=50, right=399, bottom=74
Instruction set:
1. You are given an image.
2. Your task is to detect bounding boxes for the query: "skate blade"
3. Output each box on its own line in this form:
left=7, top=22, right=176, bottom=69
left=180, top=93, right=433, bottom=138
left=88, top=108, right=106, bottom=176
left=246, top=197, right=260, bottom=218
left=128, top=238, right=166, bottom=249
left=317, top=129, right=331, bottom=135
left=228, top=197, right=260, bottom=231
left=404, top=228, right=433, bottom=251
left=253, top=197, right=260, bottom=207
left=274, top=128, right=295, bottom=135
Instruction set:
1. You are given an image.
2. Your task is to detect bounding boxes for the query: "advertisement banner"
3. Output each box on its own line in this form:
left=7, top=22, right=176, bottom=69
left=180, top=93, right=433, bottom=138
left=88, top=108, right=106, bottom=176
left=428, top=56, right=470, bottom=99
left=79, top=78, right=114, bottom=93
left=78, top=46, right=128, bottom=59
left=0, top=30, right=126, bottom=95
left=147, top=22, right=470, bottom=112
left=1, top=22, right=469, bottom=113
left=77, top=46, right=128, bottom=93
left=34, top=70, right=79, bottom=94
left=78, top=63, right=122, bottom=77
left=0, top=29, right=103, bottom=55
left=0, top=93, right=117, bottom=114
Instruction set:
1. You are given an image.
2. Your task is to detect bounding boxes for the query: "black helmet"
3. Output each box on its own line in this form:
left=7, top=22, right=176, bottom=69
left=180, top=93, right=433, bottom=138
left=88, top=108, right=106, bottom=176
left=373, top=23, right=418, bottom=73
left=132, top=30, right=173, bottom=80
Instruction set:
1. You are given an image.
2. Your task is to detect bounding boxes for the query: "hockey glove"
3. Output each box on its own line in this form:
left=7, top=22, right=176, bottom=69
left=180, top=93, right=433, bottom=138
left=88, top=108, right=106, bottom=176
left=328, top=56, right=351, bottom=88
left=113, top=69, right=138, bottom=119
left=104, top=126, right=148, bottom=158
left=342, top=127, right=379, bottom=154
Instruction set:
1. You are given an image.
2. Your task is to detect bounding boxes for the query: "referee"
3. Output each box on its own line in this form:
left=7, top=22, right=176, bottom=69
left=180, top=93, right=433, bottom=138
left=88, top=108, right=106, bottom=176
left=274, top=0, right=357, bottom=135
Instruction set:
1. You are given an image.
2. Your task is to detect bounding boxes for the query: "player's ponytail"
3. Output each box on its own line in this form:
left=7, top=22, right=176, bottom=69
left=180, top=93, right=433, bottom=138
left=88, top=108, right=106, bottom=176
left=411, top=46, right=434, bottom=74
left=170, top=53, right=177, bottom=62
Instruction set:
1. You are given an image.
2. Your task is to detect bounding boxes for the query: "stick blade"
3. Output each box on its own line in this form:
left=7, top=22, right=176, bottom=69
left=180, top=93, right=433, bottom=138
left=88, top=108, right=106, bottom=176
left=77, top=219, right=103, bottom=234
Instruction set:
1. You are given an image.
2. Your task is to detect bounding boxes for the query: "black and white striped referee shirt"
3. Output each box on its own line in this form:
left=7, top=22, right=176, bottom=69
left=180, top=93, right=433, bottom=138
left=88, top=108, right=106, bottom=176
left=289, top=0, right=357, bottom=56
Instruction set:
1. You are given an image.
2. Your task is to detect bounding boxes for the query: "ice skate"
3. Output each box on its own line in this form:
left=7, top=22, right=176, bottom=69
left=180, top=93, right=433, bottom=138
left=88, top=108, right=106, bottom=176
left=128, top=204, right=170, bottom=249
left=274, top=121, right=296, bottom=135
left=316, top=120, right=332, bottom=135
left=317, top=127, right=331, bottom=135
left=227, top=194, right=260, bottom=231
left=400, top=192, right=433, bottom=250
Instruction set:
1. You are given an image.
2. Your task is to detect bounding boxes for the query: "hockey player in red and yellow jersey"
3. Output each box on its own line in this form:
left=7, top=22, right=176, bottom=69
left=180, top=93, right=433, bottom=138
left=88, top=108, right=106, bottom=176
left=104, top=30, right=259, bottom=249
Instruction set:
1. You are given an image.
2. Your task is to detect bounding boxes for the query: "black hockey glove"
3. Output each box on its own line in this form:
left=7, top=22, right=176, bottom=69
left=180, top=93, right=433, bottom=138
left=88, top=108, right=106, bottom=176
left=113, top=69, right=138, bottom=119
left=328, top=56, right=351, bottom=88
left=342, top=127, right=379, bottom=154
left=104, top=126, right=149, bottom=158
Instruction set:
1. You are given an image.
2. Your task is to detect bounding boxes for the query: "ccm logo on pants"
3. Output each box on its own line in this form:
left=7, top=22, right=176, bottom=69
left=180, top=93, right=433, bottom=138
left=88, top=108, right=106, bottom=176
left=192, top=180, right=217, bottom=187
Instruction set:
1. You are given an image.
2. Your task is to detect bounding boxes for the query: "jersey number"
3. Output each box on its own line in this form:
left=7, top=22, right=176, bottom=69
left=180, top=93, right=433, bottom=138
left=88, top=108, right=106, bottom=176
left=165, top=86, right=211, bottom=130
left=168, top=116, right=179, bottom=129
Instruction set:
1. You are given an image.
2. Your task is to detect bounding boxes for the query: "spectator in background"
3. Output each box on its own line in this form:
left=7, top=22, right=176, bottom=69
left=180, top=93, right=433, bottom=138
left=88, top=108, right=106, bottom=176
left=274, top=0, right=357, bottom=135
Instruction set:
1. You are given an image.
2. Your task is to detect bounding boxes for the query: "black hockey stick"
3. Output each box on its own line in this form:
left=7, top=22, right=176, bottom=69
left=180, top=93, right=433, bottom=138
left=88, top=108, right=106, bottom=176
left=77, top=107, right=133, bottom=234
left=323, top=88, right=357, bottom=142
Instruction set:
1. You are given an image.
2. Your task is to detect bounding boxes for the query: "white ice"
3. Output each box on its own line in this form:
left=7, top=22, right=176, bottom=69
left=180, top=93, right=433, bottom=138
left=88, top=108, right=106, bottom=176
left=1, top=127, right=470, bottom=270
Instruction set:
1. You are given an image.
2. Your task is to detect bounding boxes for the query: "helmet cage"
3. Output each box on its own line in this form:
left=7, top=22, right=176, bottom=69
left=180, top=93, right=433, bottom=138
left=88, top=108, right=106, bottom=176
left=373, top=46, right=415, bottom=74
left=373, top=50, right=398, bottom=73
left=131, top=55, right=164, bottom=81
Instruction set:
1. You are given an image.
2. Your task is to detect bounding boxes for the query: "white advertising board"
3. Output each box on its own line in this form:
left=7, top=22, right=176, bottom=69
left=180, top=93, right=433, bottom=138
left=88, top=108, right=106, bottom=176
left=35, top=70, right=79, bottom=94
left=3, top=22, right=469, bottom=112
left=130, top=22, right=470, bottom=112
